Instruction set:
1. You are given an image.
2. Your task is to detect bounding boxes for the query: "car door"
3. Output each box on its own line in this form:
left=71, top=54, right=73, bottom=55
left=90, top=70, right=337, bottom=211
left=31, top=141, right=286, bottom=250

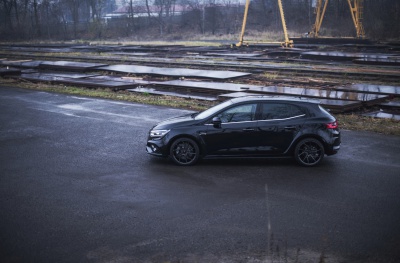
left=255, top=102, right=307, bottom=155
left=201, top=103, right=259, bottom=156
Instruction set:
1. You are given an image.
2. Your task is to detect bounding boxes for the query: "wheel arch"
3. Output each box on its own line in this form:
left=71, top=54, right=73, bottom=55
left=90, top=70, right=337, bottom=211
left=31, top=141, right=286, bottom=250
left=288, top=134, right=329, bottom=156
left=167, top=134, right=204, bottom=157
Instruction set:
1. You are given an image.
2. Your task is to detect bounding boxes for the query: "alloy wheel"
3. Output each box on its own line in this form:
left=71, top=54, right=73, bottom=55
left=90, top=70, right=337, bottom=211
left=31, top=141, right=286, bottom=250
left=170, top=138, right=200, bottom=166
left=295, top=138, right=325, bottom=166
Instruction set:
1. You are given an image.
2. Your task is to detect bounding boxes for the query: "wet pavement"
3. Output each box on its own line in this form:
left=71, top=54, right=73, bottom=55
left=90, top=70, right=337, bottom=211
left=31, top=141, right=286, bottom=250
left=1, top=86, right=400, bottom=263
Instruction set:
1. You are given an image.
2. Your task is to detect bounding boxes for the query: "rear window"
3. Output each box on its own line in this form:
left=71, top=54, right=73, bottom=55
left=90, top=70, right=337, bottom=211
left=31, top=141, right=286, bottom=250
left=260, top=103, right=306, bottom=120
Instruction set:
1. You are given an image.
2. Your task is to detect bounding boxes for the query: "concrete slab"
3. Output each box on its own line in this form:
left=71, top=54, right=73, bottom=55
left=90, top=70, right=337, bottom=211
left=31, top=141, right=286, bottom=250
left=0, top=60, right=43, bottom=68
left=353, top=58, right=400, bottom=66
left=204, top=53, right=263, bottom=57
left=363, top=111, right=400, bottom=121
left=348, top=84, right=400, bottom=96
left=0, top=67, right=21, bottom=76
left=18, top=73, right=99, bottom=81
left=155, top=80, right=388, bottom=103
left=62, top=78, right=138, bottom=89
left=379, top=101, right=400, bottom=109
left=97, top=64, right=251, bottom=79
left=128, top=87, right=217, bottom=101
left=218, top=92, right=362, bottom=113
left=17, top=73, right=138, bottom=90
left=40, top=61, right=108, bottom=72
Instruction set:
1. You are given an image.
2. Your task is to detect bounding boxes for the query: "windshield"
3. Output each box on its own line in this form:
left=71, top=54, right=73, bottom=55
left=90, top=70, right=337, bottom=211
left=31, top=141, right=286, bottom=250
left=195, top=100, right=233, bottom=120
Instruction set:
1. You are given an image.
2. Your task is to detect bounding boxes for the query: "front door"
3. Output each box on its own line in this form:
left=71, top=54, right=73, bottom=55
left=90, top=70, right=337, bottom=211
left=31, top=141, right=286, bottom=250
left=201, top=103, right=259, bottom=156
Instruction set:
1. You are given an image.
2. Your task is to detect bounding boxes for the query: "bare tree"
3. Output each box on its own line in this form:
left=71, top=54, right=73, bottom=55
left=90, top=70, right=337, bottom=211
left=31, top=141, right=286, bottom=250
left=1, top=0, right=14, bottom=31
left=181, top=0, right=205, bottom=34
left=0, top=0, right=399, bottom=41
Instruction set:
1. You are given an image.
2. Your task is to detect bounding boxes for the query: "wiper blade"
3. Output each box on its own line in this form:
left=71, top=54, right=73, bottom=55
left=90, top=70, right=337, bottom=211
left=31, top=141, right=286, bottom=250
left=191, top=112, right=200, bottom=118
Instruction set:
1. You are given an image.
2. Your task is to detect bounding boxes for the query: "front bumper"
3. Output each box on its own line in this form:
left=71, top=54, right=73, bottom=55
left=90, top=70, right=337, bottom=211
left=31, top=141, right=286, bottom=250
left=146, top=139, right=168, bottom=157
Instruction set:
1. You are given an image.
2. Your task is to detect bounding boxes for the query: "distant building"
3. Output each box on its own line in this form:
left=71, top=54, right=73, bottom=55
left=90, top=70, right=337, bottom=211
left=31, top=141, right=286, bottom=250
left=103, top=4, right=187, bottom=20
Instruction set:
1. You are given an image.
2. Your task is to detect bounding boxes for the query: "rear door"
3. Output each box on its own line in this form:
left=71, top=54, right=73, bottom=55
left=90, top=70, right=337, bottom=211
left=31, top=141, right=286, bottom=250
left=255, top=102, right=307, bottom=155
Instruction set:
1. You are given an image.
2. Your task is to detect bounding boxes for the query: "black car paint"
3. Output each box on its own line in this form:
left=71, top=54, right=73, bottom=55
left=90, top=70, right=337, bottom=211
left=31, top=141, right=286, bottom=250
left=146, top=97, right=340, bottom=165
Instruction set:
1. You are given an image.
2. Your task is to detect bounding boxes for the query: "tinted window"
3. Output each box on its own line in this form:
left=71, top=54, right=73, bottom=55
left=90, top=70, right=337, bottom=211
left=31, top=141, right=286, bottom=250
left=260, top=103, right=305, bottom=120
left=217, top=103, right=257, bottom=123
left=195, top=100, right=233, bottom=120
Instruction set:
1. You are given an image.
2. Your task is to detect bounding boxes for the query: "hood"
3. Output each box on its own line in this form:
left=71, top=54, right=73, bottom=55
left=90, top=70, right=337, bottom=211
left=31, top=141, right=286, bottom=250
left=153, top=113, right=199, bottom=130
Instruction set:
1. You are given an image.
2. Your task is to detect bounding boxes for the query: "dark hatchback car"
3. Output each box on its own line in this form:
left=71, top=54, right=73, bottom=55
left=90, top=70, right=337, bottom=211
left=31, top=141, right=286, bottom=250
left=146, top=96, right=340, bottom=166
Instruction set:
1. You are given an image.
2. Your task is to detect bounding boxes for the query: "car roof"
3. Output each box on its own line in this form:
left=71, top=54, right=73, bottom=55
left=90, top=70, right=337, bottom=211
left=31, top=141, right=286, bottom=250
left=228, top=95, right=320, bottom=105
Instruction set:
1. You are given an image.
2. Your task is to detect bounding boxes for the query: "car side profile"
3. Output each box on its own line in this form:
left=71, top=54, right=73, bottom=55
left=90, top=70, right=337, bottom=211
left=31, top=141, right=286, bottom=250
left=146, top=96, right=341, bottom=166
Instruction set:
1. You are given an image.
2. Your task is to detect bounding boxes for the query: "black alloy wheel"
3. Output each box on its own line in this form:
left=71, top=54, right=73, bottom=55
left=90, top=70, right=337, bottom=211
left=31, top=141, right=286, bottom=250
left=170, top=138, right=200, bottom=166
left=294, top=138, right=325, bottom=167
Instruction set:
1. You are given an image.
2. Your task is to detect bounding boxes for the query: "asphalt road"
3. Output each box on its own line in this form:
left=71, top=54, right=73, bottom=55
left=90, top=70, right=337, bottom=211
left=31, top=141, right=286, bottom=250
left=1, top=86, right=399, bottom=263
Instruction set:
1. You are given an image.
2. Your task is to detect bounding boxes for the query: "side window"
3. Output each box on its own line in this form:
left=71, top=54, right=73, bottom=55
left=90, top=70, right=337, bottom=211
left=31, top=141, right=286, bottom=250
left=261, top=103, right=305, bottom=120
left=217, top=104, right=257, bottom=123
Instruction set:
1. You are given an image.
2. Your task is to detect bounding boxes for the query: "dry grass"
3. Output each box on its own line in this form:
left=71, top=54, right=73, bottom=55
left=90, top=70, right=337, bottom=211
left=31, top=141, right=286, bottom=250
left=337, top=113, right=400, bottom=136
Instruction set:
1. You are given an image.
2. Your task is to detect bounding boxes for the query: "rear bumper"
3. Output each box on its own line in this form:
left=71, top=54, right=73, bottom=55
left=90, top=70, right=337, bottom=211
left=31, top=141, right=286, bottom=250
left=326, top=134, right=341, bottom=155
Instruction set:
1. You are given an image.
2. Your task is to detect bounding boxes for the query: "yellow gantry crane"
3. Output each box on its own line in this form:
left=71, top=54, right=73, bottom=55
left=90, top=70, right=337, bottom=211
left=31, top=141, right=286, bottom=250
left=237, top=0, right=366, bottom=48
left=310, top=0, right=365, bottom=38
left=237, top=0, right=293, bottom=48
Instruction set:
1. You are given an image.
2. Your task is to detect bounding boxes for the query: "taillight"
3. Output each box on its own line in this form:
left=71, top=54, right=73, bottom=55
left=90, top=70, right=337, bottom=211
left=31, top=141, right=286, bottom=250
left=326, top=120, right=338, bottom=129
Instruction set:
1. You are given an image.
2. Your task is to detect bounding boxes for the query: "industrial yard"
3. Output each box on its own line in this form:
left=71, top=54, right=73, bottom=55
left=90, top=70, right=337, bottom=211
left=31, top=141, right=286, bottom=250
left=1, top=40, right=399, bottom=121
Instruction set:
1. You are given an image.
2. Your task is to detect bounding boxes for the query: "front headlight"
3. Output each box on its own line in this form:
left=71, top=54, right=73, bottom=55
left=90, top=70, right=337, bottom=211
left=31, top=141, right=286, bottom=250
left=150, top=129, right=170, bottom=139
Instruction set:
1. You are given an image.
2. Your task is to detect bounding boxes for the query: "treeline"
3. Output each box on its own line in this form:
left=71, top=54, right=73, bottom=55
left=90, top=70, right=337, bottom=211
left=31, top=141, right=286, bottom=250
left=0, top=0, right=399, bottom=41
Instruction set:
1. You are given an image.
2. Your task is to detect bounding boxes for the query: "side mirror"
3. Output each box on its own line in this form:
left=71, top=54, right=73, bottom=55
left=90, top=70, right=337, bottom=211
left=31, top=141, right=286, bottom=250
left=212, top=117, right=222, bottom=128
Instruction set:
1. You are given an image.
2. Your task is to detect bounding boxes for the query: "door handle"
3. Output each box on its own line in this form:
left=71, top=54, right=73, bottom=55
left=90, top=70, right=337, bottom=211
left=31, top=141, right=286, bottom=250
left=284, top=126, right=296, bottom=130
left=243, top=128, right=255, bottom=131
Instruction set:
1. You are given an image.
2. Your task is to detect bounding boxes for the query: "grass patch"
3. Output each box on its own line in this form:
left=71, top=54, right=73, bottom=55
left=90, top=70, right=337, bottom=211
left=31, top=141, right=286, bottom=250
left=262, top=72, right=280, bottom=80
left=337, top=113, right=400, bottom=136
left=1, top=77, right=399, bottom=136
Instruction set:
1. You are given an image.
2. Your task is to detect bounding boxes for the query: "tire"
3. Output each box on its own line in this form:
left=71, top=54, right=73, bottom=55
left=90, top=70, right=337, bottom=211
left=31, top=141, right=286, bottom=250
left=169, top=138, right=200, bottom=166
left=294, top=138, right=325, bottom=167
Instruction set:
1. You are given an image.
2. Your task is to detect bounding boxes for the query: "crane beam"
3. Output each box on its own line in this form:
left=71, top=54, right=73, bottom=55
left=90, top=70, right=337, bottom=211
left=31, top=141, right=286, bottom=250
left=278, top=0, right=294, bottom=47
left=310, top=0, right=365, bottom=38
left=311, top=0, right=329, bottom=38
left=347, top=0, right=365, bottom=38
left=237, top=0, right=251, bottom=47
left=236, top=0, right=293, bottom=48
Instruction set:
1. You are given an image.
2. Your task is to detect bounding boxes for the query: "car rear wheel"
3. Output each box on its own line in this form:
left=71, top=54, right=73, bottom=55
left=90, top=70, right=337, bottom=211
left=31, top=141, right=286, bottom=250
left=294, top=138, right=325, bottom=167
left=170, top=138, right=200, bottom=166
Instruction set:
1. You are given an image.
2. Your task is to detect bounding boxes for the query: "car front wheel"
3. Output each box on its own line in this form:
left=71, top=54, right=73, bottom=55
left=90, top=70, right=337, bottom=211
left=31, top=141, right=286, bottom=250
left=294, top=138, right=325, bottom=167
left=170, top=138, right=200, bottom=166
